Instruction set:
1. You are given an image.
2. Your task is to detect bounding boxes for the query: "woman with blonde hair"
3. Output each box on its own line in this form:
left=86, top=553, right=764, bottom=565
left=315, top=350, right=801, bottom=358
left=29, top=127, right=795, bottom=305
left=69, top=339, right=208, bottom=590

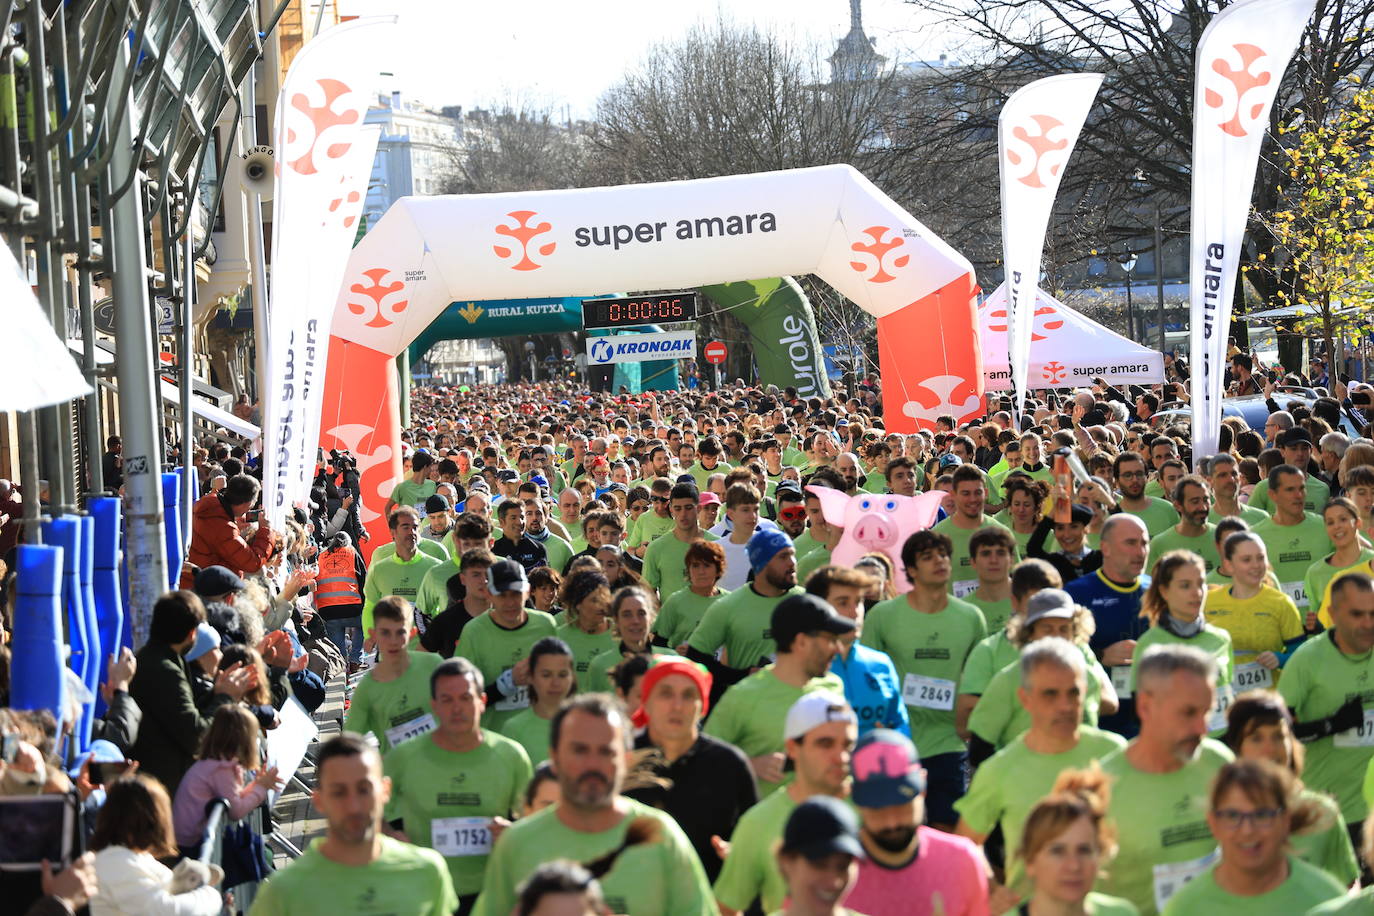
left=1161, top=759, right=1344, bottom=912
left=1016, top=765, right=1137, bottom=914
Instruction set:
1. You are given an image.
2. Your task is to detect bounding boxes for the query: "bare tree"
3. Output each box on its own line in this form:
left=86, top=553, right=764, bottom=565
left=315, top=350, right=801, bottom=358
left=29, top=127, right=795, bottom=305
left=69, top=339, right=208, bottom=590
left=437, top=102, right=589, bottom=196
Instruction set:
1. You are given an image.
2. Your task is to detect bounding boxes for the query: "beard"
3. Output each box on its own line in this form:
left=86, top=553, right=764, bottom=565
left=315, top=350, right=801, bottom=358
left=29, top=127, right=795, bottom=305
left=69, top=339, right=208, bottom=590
left=867, top=825, right=917, bottom=853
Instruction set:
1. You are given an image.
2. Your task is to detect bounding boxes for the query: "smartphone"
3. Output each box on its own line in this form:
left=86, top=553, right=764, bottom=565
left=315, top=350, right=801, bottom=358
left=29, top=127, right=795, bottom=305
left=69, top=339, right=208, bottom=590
left=90, top=759, right=133, bottom=786
left=0, top=795, right=75, bottom=871
left=1, top=733, right=16, bottom=764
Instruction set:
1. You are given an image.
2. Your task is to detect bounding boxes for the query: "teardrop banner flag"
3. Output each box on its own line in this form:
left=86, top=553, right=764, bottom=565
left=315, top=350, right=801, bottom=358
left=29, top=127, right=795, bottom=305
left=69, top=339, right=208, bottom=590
left=998, top=72, right=1103, bottom=426
left=262, top=16, right=395, bottom=533
left=1189, top=0, right=1315, bottom=464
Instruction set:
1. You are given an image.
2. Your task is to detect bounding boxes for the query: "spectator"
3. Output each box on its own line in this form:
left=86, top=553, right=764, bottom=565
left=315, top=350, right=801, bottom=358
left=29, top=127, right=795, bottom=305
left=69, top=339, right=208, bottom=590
left=181, top=475, right=274, bottom=588
left=172, top=705, right=282, bottom=857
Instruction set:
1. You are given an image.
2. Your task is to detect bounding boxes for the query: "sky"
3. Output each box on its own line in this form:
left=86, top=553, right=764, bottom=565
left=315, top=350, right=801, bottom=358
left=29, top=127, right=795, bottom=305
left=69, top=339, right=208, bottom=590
left=337, top=0, right=949, bottom=118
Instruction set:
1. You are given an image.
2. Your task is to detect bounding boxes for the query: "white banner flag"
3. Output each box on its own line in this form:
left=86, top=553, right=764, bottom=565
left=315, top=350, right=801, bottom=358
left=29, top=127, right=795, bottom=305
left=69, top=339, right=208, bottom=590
left=262, top=16, right=396, bottom=530
left=1190, top=0, right=1314, bottom=463
left=998, top=73, right=1102, bottom=424
left=585, top=330, right=696, bottom=366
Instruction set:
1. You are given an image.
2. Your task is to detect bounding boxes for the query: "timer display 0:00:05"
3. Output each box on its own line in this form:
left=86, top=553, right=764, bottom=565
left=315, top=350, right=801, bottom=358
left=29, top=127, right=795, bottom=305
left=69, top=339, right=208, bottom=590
left=606, top=298, right=687, bottom=322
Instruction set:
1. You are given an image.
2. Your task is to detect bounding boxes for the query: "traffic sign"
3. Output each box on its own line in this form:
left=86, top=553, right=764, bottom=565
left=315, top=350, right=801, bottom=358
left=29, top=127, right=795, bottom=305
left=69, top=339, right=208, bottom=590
left=704, top=341, right=728, bottom=365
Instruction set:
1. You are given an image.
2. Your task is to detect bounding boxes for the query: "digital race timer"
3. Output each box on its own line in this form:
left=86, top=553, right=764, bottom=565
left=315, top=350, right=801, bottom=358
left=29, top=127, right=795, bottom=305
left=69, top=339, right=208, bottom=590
left=581, top=293, right=699, bottom=330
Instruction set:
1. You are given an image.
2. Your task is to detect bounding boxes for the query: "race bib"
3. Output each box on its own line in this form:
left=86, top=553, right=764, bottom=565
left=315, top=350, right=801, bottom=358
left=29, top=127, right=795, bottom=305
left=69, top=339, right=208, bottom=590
left=384, top=712, right=435, bottom=749
left=431, top=816, right=493, bottom=857
left=494, top=681, right=529, bottom=712
left=1208, top=684, right=1234, bottom=733
left=1334, top=709, right=1374, bottom=749
left=1152, top=848, right=1218, bottom=912
left=1281, top=580, right=1308, bottom=608
left=902, top=673, right=955, bottom=711
left=952, top=579, right=978, bottom=599
left=1111, top=665, right=1133, bottom=700
left=1232, top=661, right=1273, bottom=692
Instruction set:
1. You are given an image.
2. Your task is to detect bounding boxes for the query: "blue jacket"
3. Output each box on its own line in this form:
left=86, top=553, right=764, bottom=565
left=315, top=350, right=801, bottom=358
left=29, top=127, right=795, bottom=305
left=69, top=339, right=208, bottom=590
left=830, top=641, right=911, bottom=738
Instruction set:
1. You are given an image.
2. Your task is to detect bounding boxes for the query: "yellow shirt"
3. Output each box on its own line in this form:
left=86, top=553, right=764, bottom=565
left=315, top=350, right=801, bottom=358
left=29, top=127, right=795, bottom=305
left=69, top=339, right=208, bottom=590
left=1204, top=584, right=1304, bottom=665
left=1317, top=558, right=1374, bottom=628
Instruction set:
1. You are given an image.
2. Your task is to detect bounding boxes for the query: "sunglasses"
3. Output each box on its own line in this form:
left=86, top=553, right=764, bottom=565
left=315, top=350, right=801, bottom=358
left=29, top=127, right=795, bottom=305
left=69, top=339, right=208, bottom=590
left=779, top=507, right=807, bottom=522
left=631, top=503, right=648, bottom=512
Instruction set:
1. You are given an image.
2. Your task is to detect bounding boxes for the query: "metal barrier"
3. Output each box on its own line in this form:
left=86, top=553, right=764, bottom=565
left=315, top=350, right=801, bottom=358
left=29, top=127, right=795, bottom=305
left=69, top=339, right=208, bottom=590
left=198, top=796, right=231, bottom=865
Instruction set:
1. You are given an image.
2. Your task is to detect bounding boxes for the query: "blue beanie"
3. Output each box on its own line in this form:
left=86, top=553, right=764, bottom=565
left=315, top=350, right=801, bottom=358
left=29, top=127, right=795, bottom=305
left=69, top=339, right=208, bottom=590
left=747, top=526, right=793, bottom=574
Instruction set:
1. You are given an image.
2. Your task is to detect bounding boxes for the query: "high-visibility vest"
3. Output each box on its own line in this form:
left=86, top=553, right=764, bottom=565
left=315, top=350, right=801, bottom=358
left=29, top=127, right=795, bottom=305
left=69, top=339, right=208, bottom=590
left=315, top=546, right=363, bottom=608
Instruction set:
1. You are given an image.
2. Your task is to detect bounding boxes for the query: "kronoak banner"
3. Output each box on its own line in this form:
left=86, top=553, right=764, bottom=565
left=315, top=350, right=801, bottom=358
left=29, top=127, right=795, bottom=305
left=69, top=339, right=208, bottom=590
left=319, top=165, right=979, bottom=552
left=998, top=73, right=1102, bottom=426
left=262, top=16, right=395, bottom=532
left=1190, top=0, right=1315, bottom=463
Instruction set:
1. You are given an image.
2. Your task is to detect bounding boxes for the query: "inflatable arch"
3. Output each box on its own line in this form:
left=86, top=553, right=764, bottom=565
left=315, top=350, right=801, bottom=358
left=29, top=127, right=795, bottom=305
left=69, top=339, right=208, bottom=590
left=319, top=164, right=982, bottom=549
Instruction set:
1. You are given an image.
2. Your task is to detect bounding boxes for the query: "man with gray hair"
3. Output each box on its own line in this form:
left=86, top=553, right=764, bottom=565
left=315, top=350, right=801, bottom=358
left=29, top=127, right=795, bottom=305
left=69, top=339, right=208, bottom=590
left=1320, top=431, right=1350, bottom=482
left=1098, top=644, right=1235, bottom=915
left=953, top=636, right=1126, bottom=893
left=1263, top=408, right=1295, bottom=446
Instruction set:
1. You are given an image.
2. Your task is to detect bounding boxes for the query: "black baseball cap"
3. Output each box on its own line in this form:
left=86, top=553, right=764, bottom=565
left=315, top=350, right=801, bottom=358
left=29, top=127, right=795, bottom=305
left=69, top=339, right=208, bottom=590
left=1277, top=427, right=1312, bottom=447
left=194, top=565, right=246, bottom=597
left=780, top=796, right=863, bottom=860
left=424, top=494, right=451, bottom=514
left=771, top=593, right=856, bottom=651
left=486, top=558, right=529, bottom=595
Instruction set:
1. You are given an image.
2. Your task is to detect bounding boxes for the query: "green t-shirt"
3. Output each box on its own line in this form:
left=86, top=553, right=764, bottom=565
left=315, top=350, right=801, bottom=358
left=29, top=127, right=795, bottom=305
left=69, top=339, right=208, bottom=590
left=1148, top=525, right=1220, bottom=574
left=688, top=584, right=804, bottom=670
left=958, top=630, right=1019, bottom=697
left=1307, top=550, right=1374, bottom=626
left=965, top=591, right=1014, bottom=635
left=955, top=727, right=1127, bottom=890
left=1121, top=497, right=1182, bottom=539
left=1208, top=504, right=1270, bottom=527
left=702, top=666, right=845, bottom=796
left=861, top=594, right=988, bottom=757
left=416, top=557, right=462, bottom=619
left=968, top=647, right=1110, bottom=748
left=796, top=543, right=833, bottom=585
left=1129, top=624, right=1235, bottom=733
left=373, top=537, right=450, bottom=564
left=1309, top=886, right=1374, bottom=914
left=454, top=610, right=559, bottom=732
left=1279, top=630, right=1374, bottom=823
left=1097, top=738, right=1235, bottom=915
left=654, top=587, right=727, bottom=649
left=691, top=461, right=730, bottom=490
left=713, top=785, right=797, bottom=912
left=586, top=643, right=673, bottom=694
left=1294, top=787, right=1360, bottom=888
left=250, top=835, right=456, bottom=916
left=932, top=515, right=1016, bottom=598
left=531, top=532, right=575, bottom=574
left=343, top=650, right=445, bottom=755
left=1247, top=474, right=1331, bottom=516
left=554, top=621, right=619, bottom=692
left=363, top=551, right=446, bottom=631
left=383, top=731, right=532, bottom=896
left=629, top=512, right=675, bottom=549
left=472, top=799, right=715, bottom=916
left=390, top=478, right=438, bottom=511
left=644, top=530, right=718, bottom=605
left=862, top=472, right=888, bottom=494
left=1252, top=513, right=1334, bottom=609
left=499, top=707, right=553, bottom=766
left=1160, top=855, right=1343, bottom=915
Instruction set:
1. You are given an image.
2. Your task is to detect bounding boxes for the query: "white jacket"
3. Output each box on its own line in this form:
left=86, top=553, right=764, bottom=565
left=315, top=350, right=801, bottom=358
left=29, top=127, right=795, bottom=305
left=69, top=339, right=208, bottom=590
left=91, top=846, right=222, bottom=916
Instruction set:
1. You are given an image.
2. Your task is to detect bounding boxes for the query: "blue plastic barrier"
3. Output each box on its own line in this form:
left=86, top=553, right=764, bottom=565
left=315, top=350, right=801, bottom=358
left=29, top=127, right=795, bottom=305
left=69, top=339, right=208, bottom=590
left=76, top=516, right=101, bottom=726
left=162, top=472, right=184, bottom=589
left=90, top=498, right=126, bottom=714
left=42, top=517, right=94, bottom=750
left=11, top=544, right=68, bottom=730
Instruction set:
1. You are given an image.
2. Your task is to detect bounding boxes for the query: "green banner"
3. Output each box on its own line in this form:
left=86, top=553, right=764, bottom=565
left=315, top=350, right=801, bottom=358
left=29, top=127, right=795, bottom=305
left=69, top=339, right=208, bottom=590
left=703, top=278, right=831, bottom=399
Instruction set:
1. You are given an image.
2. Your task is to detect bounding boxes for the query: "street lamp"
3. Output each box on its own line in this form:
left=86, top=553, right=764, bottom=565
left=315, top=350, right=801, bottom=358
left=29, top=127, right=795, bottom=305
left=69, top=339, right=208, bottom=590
left=1119, top=251, right=1139, bottom=341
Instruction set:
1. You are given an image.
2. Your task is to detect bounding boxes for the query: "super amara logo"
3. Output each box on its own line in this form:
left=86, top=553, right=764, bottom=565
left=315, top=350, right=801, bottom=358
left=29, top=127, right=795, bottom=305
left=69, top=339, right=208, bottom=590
left=574, top=212, right=778, bottom=251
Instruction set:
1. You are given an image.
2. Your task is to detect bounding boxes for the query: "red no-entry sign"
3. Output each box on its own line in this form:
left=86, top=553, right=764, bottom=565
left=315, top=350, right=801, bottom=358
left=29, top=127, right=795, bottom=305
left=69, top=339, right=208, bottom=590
left=704, top=341, right=728, bottom=364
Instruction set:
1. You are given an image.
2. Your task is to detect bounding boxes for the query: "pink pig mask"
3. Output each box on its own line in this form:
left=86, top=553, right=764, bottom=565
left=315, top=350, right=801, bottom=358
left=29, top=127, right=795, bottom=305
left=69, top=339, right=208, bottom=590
left=804, top=485, right=944, bottom=594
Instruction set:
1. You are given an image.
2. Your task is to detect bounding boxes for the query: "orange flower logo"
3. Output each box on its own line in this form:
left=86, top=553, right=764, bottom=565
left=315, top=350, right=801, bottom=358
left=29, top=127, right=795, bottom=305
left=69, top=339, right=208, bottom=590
left=1042, top=361, right=1068, bottom=383
left=986, top=304, right=1065, bottom=341
left=1204, top=44, right=1272, bottom=138
left=1005, top=114, right=1069, bottom=189
left=284, top=78, right=361, bottom=176
left=493, top=211, right=556, bottom=271
left=346, top=268, right=409, bottom=329
left=849, top=226, right=909, bottom=283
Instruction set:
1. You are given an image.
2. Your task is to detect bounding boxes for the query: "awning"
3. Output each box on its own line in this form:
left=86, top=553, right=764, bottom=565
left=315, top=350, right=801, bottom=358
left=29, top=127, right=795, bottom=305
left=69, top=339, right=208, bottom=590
left=158, top=379, right=260, bottom=440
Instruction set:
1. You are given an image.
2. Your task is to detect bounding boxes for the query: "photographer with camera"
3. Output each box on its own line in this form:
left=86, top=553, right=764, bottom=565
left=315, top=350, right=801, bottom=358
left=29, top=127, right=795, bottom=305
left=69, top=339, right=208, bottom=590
left=180, top=474, right=275, bottom=589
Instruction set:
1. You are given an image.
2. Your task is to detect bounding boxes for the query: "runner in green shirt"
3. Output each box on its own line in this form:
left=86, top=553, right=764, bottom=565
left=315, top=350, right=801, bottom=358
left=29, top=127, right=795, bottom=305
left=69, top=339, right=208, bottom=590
left=372, top=536, right=449, bottom=564
left=964, top=527, right=1016, bottom=634
left=1097, top=644, right=1235, bottom=915
left=1147, top=476, right=1219, bottom=575
left=1205, top=453, right=1270, bottom=527
left=1114, top=452, right=1180, bottom=539
left=687, top=527, right=802, bottom=674
left=932, top=465, right=1017, bottom=598
left=644, top=483, right=717, bottom=604
left=383, top=658, right=532, bottom=904
left=628, top=482, right=675, bottom=559
left=554, top=570, right=618, bottom=691
left=523, top=498, right=573, bottom=572
left=363, top=507, right=445, bottom=632
left=455, top=559, right=559, bottom=732
left=250, top=734, right=457, bottom=916
left=714, top=692, right=859, bottom=914
left=1279, top=571, right=1374, bottom=828
left=473, top=695, right=715, bottom=916
left=771, top=795, right=867, bottom=916
left=343, top=597, right=445, bottom=755
left=587, top=586, right=673, bottom=693
left=691, top=437, right=731, bottom=490
left=384, top=451, right=438, bottom=520
left=652, top=539, right=727, bottom=652
left=1252, top=465, right=1334, bottom=611
left=703, top=593, right=852, bottom=796
left=1247, top=428, right=1332, bottom=515
left=1307, top=498, right=1374, bottom=629
left=955, top=637, right=1127, bottom=893
left=497, top=636, right=575, bottom=766
left=861, top=528, right=986, bottom=829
